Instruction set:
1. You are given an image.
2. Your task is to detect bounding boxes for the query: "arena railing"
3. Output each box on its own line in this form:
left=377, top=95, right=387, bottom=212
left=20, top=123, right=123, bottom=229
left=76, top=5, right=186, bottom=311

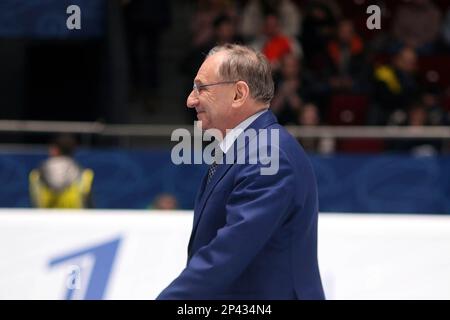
left=0, top=120, right=449, bottom=140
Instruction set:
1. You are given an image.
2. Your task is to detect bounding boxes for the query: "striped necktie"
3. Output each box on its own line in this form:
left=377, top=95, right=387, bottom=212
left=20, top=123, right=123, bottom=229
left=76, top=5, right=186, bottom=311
left=206, top=161, right=218, bottom=185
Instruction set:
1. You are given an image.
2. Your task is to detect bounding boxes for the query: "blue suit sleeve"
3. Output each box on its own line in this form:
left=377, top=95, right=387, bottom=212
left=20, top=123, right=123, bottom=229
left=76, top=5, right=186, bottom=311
left=156, top=150, right=297, bottom=299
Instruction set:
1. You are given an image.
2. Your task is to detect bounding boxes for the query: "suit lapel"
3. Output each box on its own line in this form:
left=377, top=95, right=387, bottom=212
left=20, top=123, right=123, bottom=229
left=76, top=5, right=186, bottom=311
left=193, top=167, right=208, bottom=210
left=187, top=110, right=279, bottom=257
left=194, top=163, right=233, bottom=226
left=188, top=162, right=233, bottom=256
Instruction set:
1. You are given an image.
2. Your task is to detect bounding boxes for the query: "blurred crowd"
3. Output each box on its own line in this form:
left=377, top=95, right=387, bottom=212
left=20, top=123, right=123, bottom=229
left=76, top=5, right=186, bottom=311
left=135, top=0, right=449, bottom=154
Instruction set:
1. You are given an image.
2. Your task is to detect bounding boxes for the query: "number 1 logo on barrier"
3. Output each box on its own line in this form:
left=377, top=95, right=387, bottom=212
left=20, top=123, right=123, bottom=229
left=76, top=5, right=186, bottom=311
left=49, top=237, right=121, bottom=300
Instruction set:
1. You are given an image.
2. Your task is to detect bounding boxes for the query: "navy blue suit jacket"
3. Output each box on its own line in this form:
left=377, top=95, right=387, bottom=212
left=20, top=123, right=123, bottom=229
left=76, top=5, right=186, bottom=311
left=157, top=110, right=325, bottom=299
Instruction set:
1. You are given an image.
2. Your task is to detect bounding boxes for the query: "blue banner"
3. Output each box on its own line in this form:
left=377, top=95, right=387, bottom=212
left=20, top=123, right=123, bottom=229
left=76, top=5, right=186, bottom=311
left=1, top=149, right=449, bottom=214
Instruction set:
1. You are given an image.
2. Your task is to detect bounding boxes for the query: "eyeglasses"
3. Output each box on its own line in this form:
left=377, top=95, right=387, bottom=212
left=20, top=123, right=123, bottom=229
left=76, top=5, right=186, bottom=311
left=192, top=80, right=238, bottom=95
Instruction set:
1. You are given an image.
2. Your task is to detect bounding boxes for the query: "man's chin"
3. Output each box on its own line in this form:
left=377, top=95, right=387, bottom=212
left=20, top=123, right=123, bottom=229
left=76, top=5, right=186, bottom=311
left=196, top=111, right=206, bottom=118
left=195, top=113, right=208, bottom=123
left=195, top=120, right=210, bottom=131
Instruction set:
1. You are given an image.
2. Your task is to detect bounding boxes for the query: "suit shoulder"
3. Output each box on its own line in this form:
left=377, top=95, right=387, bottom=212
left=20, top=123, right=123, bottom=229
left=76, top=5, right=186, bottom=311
left=266, top=123, right=308, bottom=157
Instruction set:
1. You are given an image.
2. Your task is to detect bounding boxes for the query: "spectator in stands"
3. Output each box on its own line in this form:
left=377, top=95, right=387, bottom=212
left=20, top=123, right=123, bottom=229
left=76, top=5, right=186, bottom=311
left=326, top=19, right=367, bottom=93
left=298, top=103, right=321, bottom=127
left=123, top=0, right=171, bottom=103
left=251, top=14, right=302, bottom=72
left=301, top=1, right=339, bottom=67
left=272, top=53, right=330, bottom=124
left=391, top=0, right=442, bottom=54
left=213, top=14, right=240, bottom=45
left=296, top=103, right=328, bottom=153
left=240, top=0, right=301, bottom=41
left=408, top=103, right=428, bottom=125
left=29, top=134, right=94, bottom=209
left=422, top=86, right=446, bottom=126
left=441, top=7, right=450, bottom=51
left=370, top=47, right=420, bottom=125
left=271, top=54, right=303, bottom=125
left=445, top=106, right=450, bottom=127
left=309, top=0, right=342, bottom=21
left=405, top=103, right=439, bottom=153
left=190, top=0, right=238, bottom=47
left=151, top=193, right=178, bottom=210
left=390, top=102, right=442, bottom=155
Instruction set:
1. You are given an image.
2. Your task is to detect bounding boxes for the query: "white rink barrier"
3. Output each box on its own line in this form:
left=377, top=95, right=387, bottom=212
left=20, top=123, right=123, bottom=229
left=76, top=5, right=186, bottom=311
left=0, top=209, right=449, bottom=300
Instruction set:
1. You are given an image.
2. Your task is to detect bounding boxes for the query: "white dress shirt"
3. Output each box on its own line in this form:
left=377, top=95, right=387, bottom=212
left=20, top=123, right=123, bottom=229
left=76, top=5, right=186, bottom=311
left=219, top=109, right=268, bottom=154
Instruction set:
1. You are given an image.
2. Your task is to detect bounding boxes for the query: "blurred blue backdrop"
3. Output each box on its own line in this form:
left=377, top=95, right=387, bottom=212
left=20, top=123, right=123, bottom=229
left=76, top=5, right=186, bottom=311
left=1, top=149, right=449, bottom=214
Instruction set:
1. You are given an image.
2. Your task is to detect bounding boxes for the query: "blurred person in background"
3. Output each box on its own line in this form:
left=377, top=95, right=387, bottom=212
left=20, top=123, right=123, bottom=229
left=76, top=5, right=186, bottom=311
left=442, top=7, right=450, bottom=51
left=251, top=14, right=302, bottom=72
left=123, top=0, right=171, bottom=109
left=301, top=1, right=340, bottom=68
left=296, top=103, right=330, bottom=154
left=298, top=102, right=321, bottom=127
left=326, top=19, right=367, bottom=93
left=29, top=134, right=94, bottom=209
left=271, top=53, right=304, bottom=125
left=389, top=102, right=442, bottom=155
left=391, top=0, right=442, bottom=54
left=308, top=0, right=342, bottom=21
left=422, top=86, right=446, bottom=126
left=151, top=193, right=178, bottom=210
left=240, top=0, right=301, bottom=41
left=272, top=53, right=329, bottom=124
left=190, top=0, right=238, bottom=47
left=271, top=53, right=320, bottom=125
left=370, top=47, right=420, bottom=125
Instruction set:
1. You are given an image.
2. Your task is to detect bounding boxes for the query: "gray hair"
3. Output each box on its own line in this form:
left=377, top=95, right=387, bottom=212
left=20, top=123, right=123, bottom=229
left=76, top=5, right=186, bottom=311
left=207, top=44, right=274, bottom=105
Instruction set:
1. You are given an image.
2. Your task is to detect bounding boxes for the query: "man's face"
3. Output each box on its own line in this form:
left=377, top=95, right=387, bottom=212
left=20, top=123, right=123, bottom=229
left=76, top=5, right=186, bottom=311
left=187, top=52, right=235, bottom=133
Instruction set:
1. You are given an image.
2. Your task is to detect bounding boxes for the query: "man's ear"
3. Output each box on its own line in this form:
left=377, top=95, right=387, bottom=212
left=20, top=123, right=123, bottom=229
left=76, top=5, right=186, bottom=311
left=231, top=81, right=249, bottom=108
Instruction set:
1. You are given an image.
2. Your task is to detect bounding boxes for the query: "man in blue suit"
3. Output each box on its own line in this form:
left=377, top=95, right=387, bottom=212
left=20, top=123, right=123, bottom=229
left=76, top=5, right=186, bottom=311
left=157, top=44, right=325, bottom=300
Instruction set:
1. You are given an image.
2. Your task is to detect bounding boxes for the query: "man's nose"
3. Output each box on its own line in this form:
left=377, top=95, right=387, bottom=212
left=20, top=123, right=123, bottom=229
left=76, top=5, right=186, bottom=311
left=187, top=91, right=199, bottom=109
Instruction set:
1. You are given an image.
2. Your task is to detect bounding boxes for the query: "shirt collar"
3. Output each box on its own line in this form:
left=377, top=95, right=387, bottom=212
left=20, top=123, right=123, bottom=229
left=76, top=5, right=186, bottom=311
left=219, top=109, right=268, bottom=154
